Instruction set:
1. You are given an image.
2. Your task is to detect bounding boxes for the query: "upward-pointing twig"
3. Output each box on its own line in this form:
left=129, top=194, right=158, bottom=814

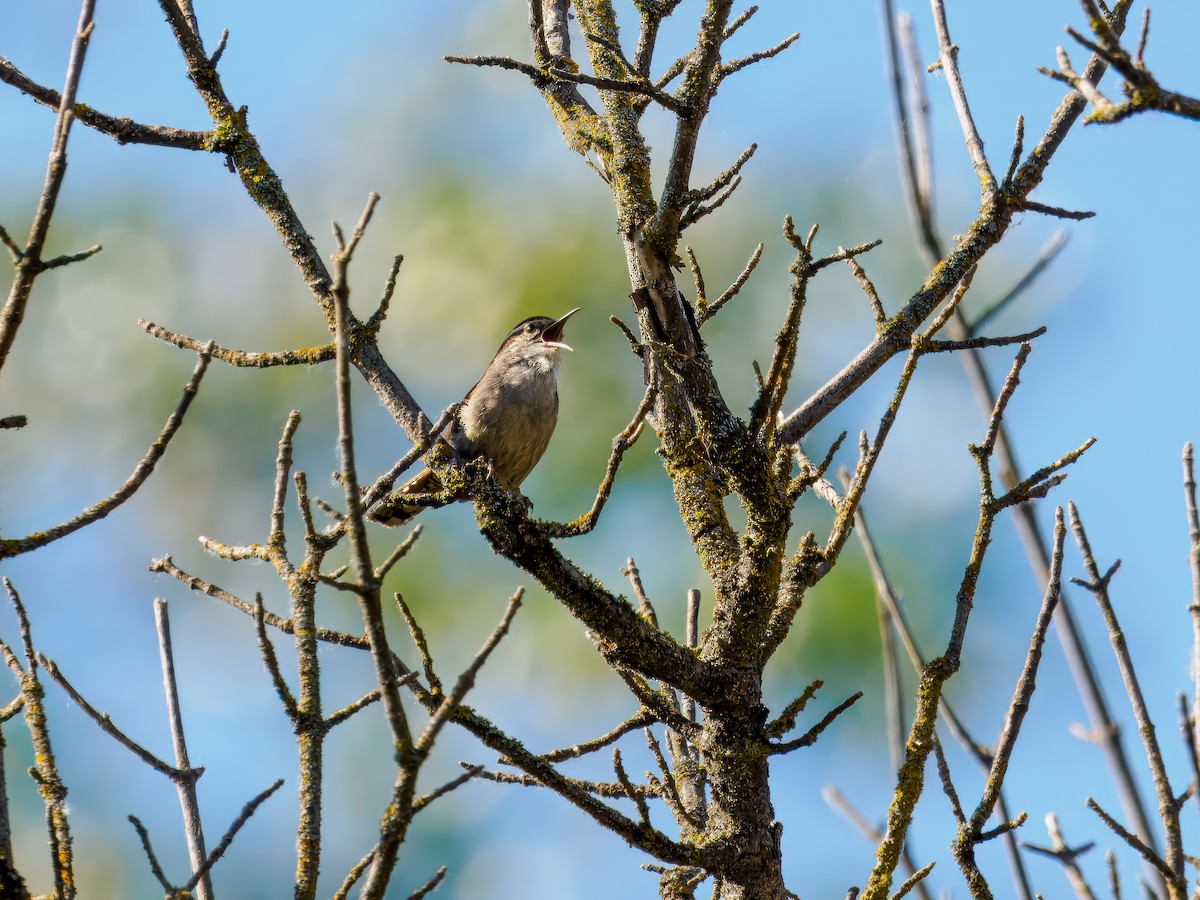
left=0, top=344, right=214, bottom=559
left=1069, top=503, right=1187, bottom=896
left=929, top=0, right=994, bottom=195
left=155, top=599, right=212, bottom=900
left=0, top=0, right=99, bottom=378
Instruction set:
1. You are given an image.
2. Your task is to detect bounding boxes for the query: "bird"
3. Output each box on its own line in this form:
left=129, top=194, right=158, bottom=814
left=369, top=308, right=580, bottom=526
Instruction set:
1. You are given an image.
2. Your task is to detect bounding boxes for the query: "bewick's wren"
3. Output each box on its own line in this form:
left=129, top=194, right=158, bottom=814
left=370, top=308, right=580, bottom=526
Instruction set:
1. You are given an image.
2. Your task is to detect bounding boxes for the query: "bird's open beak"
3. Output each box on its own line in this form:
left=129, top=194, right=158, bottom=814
left=539, top=307, right=581, bottom=351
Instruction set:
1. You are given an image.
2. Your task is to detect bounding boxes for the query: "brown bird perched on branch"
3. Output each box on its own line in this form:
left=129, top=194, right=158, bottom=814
left=369, top=308, right=580, bottom=526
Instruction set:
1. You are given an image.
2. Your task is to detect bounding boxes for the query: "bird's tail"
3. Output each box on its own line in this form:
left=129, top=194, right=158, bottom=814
left=367, top=468, right=440, bottom=527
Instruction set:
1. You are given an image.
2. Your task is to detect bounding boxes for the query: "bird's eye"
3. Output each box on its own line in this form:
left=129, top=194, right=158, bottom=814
left=525, top=324, right=537, bottom=334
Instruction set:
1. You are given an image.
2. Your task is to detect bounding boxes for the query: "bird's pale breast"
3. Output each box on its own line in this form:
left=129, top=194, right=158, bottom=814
left=456, top=349, right=560, bottom=489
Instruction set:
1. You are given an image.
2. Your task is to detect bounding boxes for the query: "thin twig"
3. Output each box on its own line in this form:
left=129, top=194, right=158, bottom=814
left=929, top=0, right=995, bottom=194
left=539, top=708, right=659, bottom=763
left=882, top=4, right=940, bottom=259
left=444, top=53, right=686, bottom=113
left=542, top=383, right=657, bottom=536
left=765, top=680, right=823, bottom=740
left=1070, top=503, right=1186, bottom=892
left=326, top=672, right=419, bottom=730
left=407, top=866, right=448, bottom=900
left=0, top=0, right=98, bottom=379
left=769, top=692, right=863, bottom=754
left=822, top=785, right=933, bottom=900
left=415, top=589, right=524, bottom=754
left=0, top=58, right=212, bottom=150
left=967, top=231, right=1068, bottom=334
left=154, top=599, right=213, bottom=900
left=412, top=766, right=484, bottom=814
left=954, top=508, right=1066, bottom=885
left=1183, top=442, right=1200, bottom=754
left=718, top=32, right=801, bottom=80
left=395, top=594, right=441, bottom=697
left=683, top=588, right=700, bottom=724
left=149, top=555, right=372, bottom=651
left=375, top=526, right=423, bottom=581
left=183, top=780, right=285, bottom=894
left=613, top=748, right=652, bottom=827
left=128, top=815, right=173, bottom=893
left=3, top=580, right=75, bottom=897
left=140, top=319, right=335, bottom=368
left=1086, top=797, right=1175, bottom=884
left=1020, top=813, right=1096, bottom=900
left=335, top=847, right=375, bottom=900
left=890, top=862, right=936, bottom=900
left=706, top=242, right=764, bottom=322
left=253, top=594, right=299, bottom=722
left=622, top=557, right=658, bottom=628
left=269, top=411, right=303, bottom=551
left=363, top=403, right=461, bottom=513
left=37, top=653, right=189, bottom=780
left=0, top=344, right=214, bottom=559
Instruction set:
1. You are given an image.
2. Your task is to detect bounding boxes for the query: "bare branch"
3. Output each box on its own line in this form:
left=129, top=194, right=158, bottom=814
left=394, top=593, right=441, bottom=697
left=823, top=785, right=933, bottom=900
left=542, top=383, right=657, bottom=537
left=253, top=594, right=299, bottom=722
left=613, top=748, right=652, bottom=828
left=149, top=554, right=372, bottom=650
left=967, top=231, right=1068, bottom=334
left=1184, top=443, right=1200, bottom=757
left=621, top=557, right=659, bottom=628
left=0, top=344, right=213, bottom=559
left=1086, top=797, right=1175, bottom=883
left=953, top=508, right=1066, bottom=883
left=141, top=318, right=335, bottom=368
left=407, top=866, right=448, bottom=900
left=769, top=692, right=863, bottom=754
left=539, top=708, right=658, bottom=763
left=2, top=579, right=74, bottom=897
left=1040, top=5, right=1200, bottom=124
left=1070, top=503, right=1187, bottom=891
left=128, top=815, right=173, bottom=894
left=0, top=0, right=97, bottom=377
left=183, top=780, right=285, bottom=895
left=153, top=599, right=213, bottom=900
left=0, top=57, right=212, bottom=149
left=1020, top=813, right=1097, bottom=900
left=411, top=766, right=483, bottom=814
left=890, top=862, right=936, bottom=900
left=444, top=53, right=686, bottom=113
left=38, top=653, right=188, bottom=780
left=929, top=0, right=995, bottom=194
left=416, top=589, right=523, bottom=754
left=718, top=32, right=801, bottom=81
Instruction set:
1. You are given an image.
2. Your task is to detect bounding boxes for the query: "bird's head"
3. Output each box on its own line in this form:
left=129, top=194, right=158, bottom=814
left=494, top=308, right=581, bottom=369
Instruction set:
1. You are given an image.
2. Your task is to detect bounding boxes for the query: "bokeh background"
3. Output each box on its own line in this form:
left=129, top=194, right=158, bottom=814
left=1, top=1, right=1198, bottom=897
